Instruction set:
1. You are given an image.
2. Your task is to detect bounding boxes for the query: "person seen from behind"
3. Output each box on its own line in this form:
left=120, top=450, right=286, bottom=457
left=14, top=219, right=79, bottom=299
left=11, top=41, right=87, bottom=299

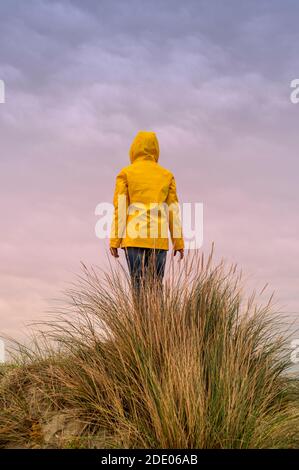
left=110, top=131, right=184, bottom=293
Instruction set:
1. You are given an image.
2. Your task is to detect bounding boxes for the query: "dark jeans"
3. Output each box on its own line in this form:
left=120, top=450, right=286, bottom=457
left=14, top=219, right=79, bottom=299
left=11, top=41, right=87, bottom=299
left=125, top=247, right=167, bottom=294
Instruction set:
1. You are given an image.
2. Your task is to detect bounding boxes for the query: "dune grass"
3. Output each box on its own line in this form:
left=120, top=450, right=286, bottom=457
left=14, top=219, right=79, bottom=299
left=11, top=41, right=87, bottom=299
left=1, top=250, right=299, bottom=448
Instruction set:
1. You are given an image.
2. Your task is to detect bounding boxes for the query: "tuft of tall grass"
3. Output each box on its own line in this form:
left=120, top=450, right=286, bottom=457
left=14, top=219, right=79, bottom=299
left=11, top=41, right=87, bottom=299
left=1, top=250, right=299, bottom=448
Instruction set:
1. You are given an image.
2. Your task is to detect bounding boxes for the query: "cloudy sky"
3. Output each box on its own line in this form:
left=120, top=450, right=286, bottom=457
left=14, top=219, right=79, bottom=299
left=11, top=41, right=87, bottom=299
left=0, top=0, right=299, bottom=339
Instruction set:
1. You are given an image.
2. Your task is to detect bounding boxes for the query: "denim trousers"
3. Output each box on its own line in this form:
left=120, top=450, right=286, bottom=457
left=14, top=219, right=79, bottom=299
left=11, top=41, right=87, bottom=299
left=124, top=247, right=167, bottom=293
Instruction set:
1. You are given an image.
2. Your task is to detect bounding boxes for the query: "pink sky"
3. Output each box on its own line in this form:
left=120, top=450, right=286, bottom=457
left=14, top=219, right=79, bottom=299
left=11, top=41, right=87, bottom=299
left=0, top=0, right=299, bottom=341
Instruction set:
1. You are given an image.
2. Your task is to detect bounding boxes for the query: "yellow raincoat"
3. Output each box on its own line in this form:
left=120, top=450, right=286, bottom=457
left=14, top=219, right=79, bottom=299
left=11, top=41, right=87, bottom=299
left=110, top=131, right=184, bottom=251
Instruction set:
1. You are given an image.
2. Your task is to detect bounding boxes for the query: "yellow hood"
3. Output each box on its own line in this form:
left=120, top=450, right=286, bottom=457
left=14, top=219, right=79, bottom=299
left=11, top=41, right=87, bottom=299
left=129, top=131, right=160, bottom=163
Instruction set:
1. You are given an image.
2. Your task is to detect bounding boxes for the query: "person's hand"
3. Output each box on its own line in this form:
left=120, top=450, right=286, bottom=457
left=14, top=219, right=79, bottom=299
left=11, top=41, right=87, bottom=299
left=174, top=249, right=184, bottom=260
left=110, top=247, right=119, bottom=258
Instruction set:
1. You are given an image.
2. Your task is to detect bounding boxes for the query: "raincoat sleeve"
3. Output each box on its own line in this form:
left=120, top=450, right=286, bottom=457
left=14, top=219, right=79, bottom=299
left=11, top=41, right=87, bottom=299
left=166, top=176, right=184, bottom=251
left=110, top=169, right=128, bottom=248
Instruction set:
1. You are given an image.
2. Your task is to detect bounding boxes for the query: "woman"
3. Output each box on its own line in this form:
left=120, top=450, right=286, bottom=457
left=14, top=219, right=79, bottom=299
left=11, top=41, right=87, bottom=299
left=110, top=130, right=184, bottom=291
